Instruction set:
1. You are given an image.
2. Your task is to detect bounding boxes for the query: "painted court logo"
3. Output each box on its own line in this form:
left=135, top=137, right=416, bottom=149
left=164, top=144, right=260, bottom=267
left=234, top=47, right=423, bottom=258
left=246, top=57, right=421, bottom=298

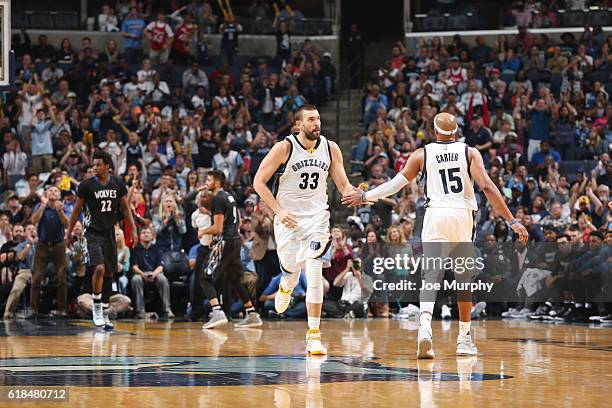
left=0, top=356, right=510, bottom=386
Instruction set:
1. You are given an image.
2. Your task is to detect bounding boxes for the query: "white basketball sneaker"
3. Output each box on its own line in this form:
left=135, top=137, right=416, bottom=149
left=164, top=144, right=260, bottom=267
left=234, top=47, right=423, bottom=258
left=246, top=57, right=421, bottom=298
left=306, top=329, right=328, bottom=355
left=275, top=285, right=293, bottom=314
left=456, top=333, right=478, bottom=356
left=417, top=326, right=435, bottom=359
left=92, top=302, right=105, bottom=328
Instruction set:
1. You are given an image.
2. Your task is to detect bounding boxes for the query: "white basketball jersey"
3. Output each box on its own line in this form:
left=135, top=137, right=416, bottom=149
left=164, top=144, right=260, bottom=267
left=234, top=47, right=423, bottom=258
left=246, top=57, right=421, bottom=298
left=275, top=134, right=331, bottom=216
left=423, top=141, right=477, bottom=211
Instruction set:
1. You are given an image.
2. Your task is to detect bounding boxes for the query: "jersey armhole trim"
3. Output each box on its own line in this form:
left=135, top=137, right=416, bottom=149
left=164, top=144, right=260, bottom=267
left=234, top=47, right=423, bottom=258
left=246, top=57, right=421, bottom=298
left=421, top=145, right=428, bottom=202
left=282, top=137, right=293, bottom=168
left=465, top=144, right=472, bottom=179
left=326, top=138, right=332, bottom=165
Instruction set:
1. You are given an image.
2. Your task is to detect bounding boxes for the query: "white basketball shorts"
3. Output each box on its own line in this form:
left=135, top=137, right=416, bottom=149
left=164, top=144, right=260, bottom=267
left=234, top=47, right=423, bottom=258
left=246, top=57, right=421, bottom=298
left=274, top=210, right=331, bottom=274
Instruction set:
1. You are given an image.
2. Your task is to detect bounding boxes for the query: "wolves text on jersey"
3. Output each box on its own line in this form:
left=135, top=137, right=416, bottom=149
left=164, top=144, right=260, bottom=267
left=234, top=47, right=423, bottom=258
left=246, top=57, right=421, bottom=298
left=291, top=158, right=329, bottom=172
left=93, top=189, right=118, bottom=199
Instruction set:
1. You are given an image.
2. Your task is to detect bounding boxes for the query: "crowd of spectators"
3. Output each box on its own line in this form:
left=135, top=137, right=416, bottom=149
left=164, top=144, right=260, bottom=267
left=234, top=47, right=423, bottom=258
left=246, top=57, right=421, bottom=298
left=0, top=1, right=337, bottom=320
left=343, top=24, right=611, bottom=321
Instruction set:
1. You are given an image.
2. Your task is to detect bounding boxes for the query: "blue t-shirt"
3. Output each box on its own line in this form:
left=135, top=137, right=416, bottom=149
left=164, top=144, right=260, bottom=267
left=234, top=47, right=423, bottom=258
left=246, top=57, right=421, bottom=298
left=30, top=121, right=53, bottom=156
left=15, top=240, right=35, bottom=269
left=529, top=110, right=551, bottom=141
left=34, top=204, right=65, bottom=244
left=121, top=18, right=145, bottom=49
left=188, top=244, right=199, bottom=263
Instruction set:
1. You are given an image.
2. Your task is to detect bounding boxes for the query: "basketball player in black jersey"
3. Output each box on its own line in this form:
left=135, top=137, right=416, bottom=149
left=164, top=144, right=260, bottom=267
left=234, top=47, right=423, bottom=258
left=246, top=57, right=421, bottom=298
left=66, top=151, right=138, bottom=329
left=199, top=170, right=263, bottom=329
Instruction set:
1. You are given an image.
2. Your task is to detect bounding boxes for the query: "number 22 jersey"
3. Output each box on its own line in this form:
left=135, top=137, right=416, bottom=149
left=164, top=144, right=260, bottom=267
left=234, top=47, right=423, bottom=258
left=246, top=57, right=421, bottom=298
left=422, top=141, right=477, bottom=211
left=77, top=176, right=127, bottom=231
left=275, top=134, right=331, bottom=216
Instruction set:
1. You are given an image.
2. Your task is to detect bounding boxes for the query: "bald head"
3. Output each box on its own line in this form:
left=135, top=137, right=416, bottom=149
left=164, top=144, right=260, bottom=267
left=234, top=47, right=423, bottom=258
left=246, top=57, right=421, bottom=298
left=434, top=112, right=458, bottom=139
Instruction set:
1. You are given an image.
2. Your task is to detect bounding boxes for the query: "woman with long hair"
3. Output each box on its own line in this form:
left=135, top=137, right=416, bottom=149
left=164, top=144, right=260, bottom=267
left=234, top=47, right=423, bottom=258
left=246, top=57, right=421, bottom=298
left=361, top=227, right=389, bottom=318
left=324, top=226, right=353, bottom=301
left=56, top=38, right=76, bottom=66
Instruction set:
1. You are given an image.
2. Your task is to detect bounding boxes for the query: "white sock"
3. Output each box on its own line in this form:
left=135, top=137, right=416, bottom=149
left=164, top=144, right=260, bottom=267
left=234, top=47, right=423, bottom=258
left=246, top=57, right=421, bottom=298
left=459, top=321, right=471, bottom=337
left=575, top=303, right=583, bottom=308
left=308, top=317, right=320, bottom=330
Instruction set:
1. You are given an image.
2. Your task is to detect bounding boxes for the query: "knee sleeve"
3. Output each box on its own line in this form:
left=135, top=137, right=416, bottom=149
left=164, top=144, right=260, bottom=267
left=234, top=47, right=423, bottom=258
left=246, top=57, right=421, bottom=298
left=305, top=258, right=323, bottom=304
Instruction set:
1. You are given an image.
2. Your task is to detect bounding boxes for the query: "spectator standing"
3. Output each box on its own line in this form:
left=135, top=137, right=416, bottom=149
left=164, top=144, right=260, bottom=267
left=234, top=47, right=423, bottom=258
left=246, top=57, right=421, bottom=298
left=121, top=7, right=146, bottom=65
left=28, top=186, right=69, bottom=318
left=98, top=4, right=120, bottom=32
left=219, top=15, right=243, bottom=67
left=171, top=11, right=196, bottom=65
left=30, top=102, right=56, bottom=174
left=145, top=12, right=174, bottom=65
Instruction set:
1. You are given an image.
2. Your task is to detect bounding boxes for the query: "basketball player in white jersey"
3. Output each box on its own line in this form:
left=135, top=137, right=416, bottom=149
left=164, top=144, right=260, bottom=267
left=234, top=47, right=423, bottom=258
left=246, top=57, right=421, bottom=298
left=343, top=112, right=528, bottom=358
left=254, top=104, right=358, bottom=355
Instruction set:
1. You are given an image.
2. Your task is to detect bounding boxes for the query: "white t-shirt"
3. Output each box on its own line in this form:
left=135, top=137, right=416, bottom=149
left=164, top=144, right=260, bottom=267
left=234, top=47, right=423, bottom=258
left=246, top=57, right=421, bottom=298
left=191, top=209, right=212, bottom=246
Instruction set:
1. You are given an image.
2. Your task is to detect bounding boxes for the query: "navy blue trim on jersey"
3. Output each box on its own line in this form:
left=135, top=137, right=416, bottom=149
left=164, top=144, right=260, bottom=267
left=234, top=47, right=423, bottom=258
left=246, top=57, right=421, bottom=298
left=293, top=134, right=321, bottom=152
left=471, top=210, right=477, bottom=242
left=326, top=138, right=332, bottom=165
left=272, top=138, right=294, bottom=198
left=435, top=140, right=456, bottom=144
left=421, top=145, right=429, bottom=208
left=465, top=144, right=472, bottom=180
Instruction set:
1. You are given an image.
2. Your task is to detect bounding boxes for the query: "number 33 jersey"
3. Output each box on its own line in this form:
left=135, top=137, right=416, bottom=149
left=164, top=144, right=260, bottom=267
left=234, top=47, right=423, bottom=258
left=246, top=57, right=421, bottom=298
left=275, top=134, right=332, bottom=216
left=423, top=141, right=477, bottom=211
left=77, top=175, right=127, bottom=231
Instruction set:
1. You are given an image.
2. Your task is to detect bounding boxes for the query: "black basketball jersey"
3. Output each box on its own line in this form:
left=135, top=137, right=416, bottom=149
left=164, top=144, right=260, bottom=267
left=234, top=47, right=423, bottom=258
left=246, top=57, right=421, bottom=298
left=77, top=175, right=127, bottom=232
left=210, top=189, right=240, bottom=240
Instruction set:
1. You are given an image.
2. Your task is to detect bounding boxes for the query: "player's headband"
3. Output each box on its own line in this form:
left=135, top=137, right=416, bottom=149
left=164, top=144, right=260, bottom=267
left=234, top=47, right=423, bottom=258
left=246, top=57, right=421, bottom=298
left=434, top=114, right=458, bottom=136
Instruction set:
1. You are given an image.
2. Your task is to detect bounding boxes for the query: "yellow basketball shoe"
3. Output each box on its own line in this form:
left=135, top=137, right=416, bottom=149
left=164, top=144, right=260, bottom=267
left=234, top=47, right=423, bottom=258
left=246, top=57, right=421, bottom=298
left=275, top=285, right=293, bottom=314
left=306, top=329, right=328, bottom=355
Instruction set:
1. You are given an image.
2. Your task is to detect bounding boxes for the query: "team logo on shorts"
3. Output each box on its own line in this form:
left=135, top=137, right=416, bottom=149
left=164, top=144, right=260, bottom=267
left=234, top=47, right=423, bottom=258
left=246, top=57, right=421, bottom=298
left=310, top=241, right=321, bottom=251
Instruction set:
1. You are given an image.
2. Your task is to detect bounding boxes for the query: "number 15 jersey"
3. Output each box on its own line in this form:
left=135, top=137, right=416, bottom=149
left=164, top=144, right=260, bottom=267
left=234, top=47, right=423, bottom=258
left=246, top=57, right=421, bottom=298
left=423, top=141, right=477, bottom=211
left=275, top=134, right=331, bottom=216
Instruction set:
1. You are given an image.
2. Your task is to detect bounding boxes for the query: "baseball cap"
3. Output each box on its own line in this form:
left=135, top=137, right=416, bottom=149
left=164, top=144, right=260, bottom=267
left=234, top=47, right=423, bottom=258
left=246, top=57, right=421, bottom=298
left=323, top=52, right=332, bottom=58
left=449, top=56, right=459, bottom=62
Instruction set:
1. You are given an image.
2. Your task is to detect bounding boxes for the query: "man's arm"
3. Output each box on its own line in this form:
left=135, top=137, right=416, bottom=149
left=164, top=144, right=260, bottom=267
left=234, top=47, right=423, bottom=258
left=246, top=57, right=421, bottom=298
left=253, top=140, right=297, bottom=228
left=341, top=148, right=423, bottom=207
left=31, top=200, right=47, bottom=225
left=120, top=195, right=138, bottom=242
left=469, top=147, right=529, bottom=242
left=55, top=201, right=69, bottom=227
left=329, top=141, right=358, bottom=197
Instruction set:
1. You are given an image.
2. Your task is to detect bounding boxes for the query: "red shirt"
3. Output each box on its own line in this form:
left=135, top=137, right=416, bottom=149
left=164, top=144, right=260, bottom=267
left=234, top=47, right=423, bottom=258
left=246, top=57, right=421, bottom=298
left=323, top=244, right=353, bottom=281
left=148, top=22, right=171, bottom=51
left=173, top=23, right=194, bottom=54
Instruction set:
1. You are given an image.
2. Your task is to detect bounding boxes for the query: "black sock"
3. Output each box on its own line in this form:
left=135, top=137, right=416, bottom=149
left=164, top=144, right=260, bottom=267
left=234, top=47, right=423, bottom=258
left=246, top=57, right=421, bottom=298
left=212, top=304, right=221, bottom=312
left=102, top=276, right=113, bottom=305
left=93, top=293, right=101, bottom=303
left=246, top=306, right=256, bottom=315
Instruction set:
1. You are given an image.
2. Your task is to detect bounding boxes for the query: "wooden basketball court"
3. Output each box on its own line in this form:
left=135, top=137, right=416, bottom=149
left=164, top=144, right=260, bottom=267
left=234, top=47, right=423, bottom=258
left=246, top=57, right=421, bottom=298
left=0, top=319, right=609, bottom=407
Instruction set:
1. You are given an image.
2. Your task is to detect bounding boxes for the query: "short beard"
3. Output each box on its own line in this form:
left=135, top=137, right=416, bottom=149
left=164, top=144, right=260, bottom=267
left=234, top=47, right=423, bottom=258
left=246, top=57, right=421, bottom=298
left=304, top=130, right=320, bottom=141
